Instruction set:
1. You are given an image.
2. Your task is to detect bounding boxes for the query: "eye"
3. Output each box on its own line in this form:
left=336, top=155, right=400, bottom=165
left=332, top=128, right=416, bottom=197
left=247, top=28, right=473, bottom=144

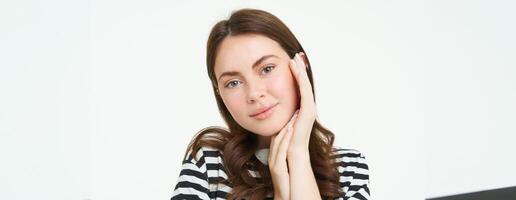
left=225, top=80, right=241, bottom=88
left=261, top=65, right=275, bottom=75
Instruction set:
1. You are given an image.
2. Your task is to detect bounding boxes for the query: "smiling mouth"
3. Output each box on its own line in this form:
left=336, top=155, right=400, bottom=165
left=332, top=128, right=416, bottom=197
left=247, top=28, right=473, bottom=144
left=250, top=103, right=278, bottom=120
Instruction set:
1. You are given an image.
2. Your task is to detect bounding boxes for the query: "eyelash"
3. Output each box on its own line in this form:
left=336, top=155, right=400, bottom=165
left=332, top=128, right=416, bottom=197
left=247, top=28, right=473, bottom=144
left=224, top=65, right=276, bottom=88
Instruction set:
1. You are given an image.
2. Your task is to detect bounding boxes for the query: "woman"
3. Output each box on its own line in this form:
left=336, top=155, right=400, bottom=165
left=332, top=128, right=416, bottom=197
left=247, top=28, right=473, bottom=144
left=171, top=8, right=370, bottom=200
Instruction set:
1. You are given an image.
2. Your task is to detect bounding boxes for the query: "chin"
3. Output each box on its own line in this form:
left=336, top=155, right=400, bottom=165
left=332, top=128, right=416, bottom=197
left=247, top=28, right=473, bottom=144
left=243, top=109, right=293, bottom=136
left=249, top=122, right=284, bottom=136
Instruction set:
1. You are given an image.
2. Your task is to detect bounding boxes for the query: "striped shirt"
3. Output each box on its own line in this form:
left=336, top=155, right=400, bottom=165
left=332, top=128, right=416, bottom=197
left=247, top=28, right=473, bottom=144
left=171, top=146, right=370, bottom=200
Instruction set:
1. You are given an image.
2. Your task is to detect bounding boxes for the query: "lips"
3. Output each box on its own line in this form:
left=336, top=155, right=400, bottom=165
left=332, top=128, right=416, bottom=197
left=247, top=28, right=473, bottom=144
left=250, top=103, right=278, bottom=117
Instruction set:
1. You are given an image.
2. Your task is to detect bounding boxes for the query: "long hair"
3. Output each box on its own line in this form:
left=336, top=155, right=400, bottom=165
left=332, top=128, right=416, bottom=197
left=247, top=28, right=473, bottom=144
left=184, top=8, right=344, bottom=200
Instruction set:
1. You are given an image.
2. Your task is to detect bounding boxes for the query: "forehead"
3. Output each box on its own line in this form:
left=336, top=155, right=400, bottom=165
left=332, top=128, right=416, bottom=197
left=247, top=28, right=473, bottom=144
left=214, top=34, right=287, bottom=76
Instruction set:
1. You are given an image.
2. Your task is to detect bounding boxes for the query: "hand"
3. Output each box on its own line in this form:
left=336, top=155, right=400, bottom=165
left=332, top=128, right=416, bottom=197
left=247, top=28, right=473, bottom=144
left=287, top=52, right=317, bottom=155
left=269, top=111, right=299, bottom=200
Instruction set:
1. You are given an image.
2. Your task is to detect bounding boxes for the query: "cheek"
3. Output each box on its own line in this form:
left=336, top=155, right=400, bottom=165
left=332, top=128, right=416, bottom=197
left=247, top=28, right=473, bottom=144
left=269, top=71, right=299, bottom=103
left=221, top=93, right=247, bottom=119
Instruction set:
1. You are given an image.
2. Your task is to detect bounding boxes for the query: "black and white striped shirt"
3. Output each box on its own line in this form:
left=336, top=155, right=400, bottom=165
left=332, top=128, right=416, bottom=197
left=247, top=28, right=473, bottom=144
left=171, top=146, right=370, bottom=200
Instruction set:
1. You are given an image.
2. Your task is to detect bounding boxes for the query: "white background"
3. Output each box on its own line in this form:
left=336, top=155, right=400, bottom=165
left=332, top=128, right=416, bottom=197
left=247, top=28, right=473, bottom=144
left=1, top=1, right=514, bottom=200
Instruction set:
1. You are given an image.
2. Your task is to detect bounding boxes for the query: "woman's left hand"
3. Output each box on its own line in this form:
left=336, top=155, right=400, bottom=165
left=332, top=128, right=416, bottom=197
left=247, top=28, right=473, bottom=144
left=287, top=52, right=317, bottom=155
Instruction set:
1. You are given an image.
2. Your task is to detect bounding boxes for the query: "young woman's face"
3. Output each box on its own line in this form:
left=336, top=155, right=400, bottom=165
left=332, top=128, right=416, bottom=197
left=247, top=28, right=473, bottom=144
left=214, top=34, right=300, bottom=138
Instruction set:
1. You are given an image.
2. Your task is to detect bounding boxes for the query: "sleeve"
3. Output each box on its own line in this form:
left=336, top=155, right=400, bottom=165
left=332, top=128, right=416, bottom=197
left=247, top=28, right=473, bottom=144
left=170, top=149, right=211, bottom=200
left=344, top=151, right=370, bottom=200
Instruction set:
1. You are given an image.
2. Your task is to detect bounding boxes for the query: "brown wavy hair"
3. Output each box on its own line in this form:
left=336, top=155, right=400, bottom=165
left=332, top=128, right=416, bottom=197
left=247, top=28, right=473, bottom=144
left=184, top=8, right=344, bottom=200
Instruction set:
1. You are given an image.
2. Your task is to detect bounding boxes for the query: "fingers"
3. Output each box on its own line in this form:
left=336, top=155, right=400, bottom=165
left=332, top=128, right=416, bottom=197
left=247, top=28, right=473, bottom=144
left=289, top=52, right=316, bottom=121
left=294, top=53, right=314, bottom=107
left=277, top=112, right=298, bottom=162
left=269, top=119, right=289, bottom=165
left=269, top=135, right=276, bottom=165
left=290, top=53, right=313, bottom=102
left=269, top=111, right=299, bottom=166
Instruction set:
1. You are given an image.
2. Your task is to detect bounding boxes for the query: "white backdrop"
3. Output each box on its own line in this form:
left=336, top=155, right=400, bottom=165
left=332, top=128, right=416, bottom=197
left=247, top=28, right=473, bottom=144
left=1, top=1, right=515, bottom=200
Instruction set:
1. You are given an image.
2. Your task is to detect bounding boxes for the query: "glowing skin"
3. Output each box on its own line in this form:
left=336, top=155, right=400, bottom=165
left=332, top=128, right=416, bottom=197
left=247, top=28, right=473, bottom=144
left=214, top=34, right=300, bottom=147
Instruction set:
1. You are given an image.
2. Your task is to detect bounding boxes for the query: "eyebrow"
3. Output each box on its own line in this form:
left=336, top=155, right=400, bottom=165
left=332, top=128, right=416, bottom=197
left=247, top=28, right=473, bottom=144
left=218, top=54, right=279, bottom=82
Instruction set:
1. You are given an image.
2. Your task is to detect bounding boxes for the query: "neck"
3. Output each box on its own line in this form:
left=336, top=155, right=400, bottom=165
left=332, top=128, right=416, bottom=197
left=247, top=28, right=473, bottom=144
left=257, top=135, right=271, bottom=149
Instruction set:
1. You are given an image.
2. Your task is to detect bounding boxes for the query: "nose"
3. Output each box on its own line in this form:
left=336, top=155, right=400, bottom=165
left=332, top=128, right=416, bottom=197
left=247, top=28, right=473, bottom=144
left=247, top=81, right=266, bottom=104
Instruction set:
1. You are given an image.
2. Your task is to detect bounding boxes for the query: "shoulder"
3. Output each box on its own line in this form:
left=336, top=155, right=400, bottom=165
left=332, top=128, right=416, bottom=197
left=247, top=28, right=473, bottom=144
left=172, top=147, right=227, bottom=199
left=184, top=146, right=224, bottom=167
left=332, top=147, right=370, bottom=198
left=331, top=146, right=369, bottom=174
left=332, top=147, right=368, bottom=166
